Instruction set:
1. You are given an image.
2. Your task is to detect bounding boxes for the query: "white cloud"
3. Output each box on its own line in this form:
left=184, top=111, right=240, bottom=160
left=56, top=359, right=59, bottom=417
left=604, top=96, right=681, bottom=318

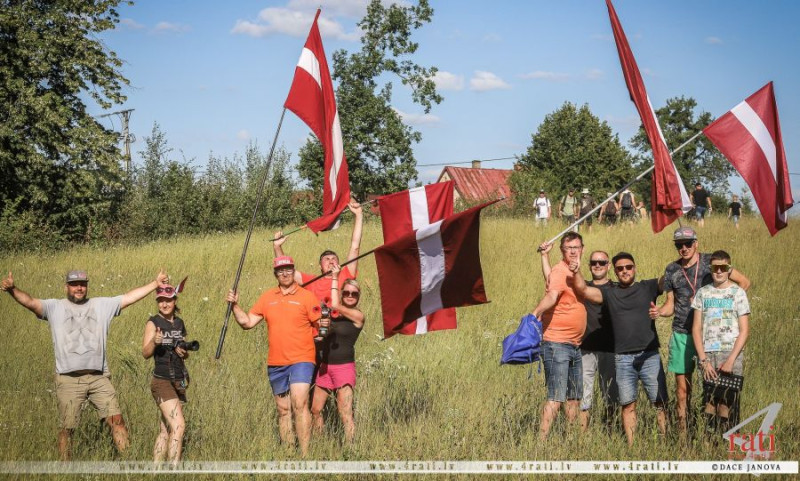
left=393, top=108, right=441, bottom=126
left=469, top=71, right=511, bottom=91
left=153, top=22, right=191, bottom=34
left=231, top=8, right=359, bottom=41
left=236, top=130, right=251, bottom=141
left=605, top=114, right=641, bottom=129
left=585, top=68, right=604, bottom=80
left=519, top=71, right=570, bottom=82
left=120, top=18, right=145, bottom=30
left=706, top=36, right=723, bottom=45
left=432, top=71, right=464, bottom=91
left=287, top=0, right=370, bottom=18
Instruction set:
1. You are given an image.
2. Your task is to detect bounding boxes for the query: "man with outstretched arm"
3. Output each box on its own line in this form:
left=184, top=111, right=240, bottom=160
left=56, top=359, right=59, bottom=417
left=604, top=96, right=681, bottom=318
left=531, top=232, right=587, bottom=440
left=273, top=198, right=363, bottom=301
left=1, top=268, right=169, bottom=460
left=225, top=256, right=322, bottom=456
left=573, top=253, right=668, bottom=446
left=651, top=226, right=750, bottom=437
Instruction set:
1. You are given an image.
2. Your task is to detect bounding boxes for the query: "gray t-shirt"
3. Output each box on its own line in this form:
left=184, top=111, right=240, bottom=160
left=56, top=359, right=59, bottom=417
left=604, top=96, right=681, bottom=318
left=663, top=253, right=713, bottom=333
left=39, top=296, right=123, bottom=374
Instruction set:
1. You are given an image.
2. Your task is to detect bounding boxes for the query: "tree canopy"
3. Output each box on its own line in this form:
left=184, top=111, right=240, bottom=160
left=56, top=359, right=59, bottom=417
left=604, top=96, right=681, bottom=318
left=511, top=102, right=636, bottom=210
left=0, top=0, right=129, bottom=242
left=297, top=0, right=442, bottom=201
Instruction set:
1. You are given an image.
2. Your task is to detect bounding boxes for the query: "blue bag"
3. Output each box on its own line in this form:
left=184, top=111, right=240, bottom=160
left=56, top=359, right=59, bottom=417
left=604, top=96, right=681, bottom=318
left=500, top=313, right=543, bottom=366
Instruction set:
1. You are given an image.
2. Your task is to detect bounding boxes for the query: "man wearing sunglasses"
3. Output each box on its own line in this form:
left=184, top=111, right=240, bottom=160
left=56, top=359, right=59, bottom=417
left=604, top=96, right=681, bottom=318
left=226, top=256, right=322, bottom=456
left=1, top=268, right=169, bottom=460
left=651, top=226, right=750, bottom=436
left=273, top=198, right=363, bottom=302
left=572, top=253, right=667, bottom=446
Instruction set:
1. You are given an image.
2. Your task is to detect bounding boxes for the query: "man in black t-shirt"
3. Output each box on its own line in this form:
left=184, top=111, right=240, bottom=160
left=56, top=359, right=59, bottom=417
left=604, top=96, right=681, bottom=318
left=691, top=183, right=712, bottom=227
left=573, top=252, right=668, bottom=446
left=728, top=195, right=742, bottom=229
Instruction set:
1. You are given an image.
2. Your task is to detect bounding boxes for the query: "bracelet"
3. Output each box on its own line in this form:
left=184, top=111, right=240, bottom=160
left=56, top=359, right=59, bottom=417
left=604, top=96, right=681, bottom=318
left=332, top=287, right=338, bottom=290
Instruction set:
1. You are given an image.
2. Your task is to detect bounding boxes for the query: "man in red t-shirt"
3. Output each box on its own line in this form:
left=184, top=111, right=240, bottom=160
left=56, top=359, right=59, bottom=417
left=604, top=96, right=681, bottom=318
left=227, top=256, right=322, bottom=456
left=273, top=199, right=364, bottom=301
left=532, top=232, right=587, bottom=440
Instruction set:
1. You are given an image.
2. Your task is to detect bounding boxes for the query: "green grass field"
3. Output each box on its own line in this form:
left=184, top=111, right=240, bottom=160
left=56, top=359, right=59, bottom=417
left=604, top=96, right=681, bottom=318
left=0, top=214, right=797, bottom=479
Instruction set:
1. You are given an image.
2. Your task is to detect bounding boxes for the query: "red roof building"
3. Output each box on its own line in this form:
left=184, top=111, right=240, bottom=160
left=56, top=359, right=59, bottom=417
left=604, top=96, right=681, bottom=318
left=436, top=162, right=513, bottom=203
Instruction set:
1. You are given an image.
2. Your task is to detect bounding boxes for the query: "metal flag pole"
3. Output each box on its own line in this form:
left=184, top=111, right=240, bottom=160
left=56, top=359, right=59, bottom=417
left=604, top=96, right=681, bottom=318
left=300, top=249, right=377, bottom=288
left=540, top=130, right=704, bottom=249
left=215, top=108, right=288, bottom=360
left=267, top=199, right=378, bottom=243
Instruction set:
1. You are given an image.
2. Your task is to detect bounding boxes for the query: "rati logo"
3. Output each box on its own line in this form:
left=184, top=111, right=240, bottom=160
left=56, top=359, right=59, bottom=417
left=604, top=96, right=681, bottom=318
left=724, top=403, right=781, bottom=460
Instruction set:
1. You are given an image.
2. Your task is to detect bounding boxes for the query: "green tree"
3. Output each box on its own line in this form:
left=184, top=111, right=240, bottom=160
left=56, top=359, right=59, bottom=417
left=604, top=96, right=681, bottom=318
left=629, top=96, right=735, bottom=195
left=297, top=0, right=442, bottom=201
left=512, top=102, right=636, bottom=212
left=0, top=0, right=129, bottom=243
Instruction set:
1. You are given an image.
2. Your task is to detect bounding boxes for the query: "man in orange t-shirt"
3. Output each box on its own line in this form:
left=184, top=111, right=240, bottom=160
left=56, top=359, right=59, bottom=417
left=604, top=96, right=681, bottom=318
left=227, top=256, right=322, bottom=456
left=532, top=232, right=587, bottom=440
left=273, top=198, right=363, bottom=302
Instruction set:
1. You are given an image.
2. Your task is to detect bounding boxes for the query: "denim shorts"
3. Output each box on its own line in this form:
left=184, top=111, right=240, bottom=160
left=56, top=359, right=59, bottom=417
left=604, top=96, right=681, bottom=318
left=541, top=341, right=583, bottom=402
left=267, top=362, right=315, bottom=396
left=695, top=206, right=707, bottom=219
left=580, top=350, right=618, bottom=411
left=615, top=350, right=668, bottom=406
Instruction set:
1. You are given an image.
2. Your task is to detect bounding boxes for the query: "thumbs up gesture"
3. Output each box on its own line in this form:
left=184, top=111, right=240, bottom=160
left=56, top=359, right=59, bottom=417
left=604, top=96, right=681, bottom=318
left=0, top=271, right=14, bottom=292
left=648, top=302, right=660, bottom=320
left=154, top=326, right=163, bottom=345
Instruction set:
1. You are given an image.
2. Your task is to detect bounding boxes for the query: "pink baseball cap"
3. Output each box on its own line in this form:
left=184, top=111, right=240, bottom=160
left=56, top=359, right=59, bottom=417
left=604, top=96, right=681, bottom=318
left=273, top=256, right=295, bottom=269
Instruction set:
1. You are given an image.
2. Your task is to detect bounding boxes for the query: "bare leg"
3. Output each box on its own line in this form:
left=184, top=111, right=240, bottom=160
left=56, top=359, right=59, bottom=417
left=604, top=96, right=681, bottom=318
left=621, top=402, right=637, bottom=446
left=654, top=401, right=668, bottom=437
left=565, top=400, right=580, bottom=424
left=153, top=414, right=169, bottom=462
left=158, top=398, right=185, bottom=464
left=675, top=374, right=691, bottom=435
left=310, top=386, right=330, bottom=435
left=289, top=383, right=312, bottom=457
left=580, top=410, right=590, bottom=432
left=58, top=429, right=73, bottom=461
left=274, top=393, right=295, bottom=448
left=539, top=400, right=562, bottom=441
left=336, top=385, right=355, bottom=444
left=105, top=414, right=129, bottom=453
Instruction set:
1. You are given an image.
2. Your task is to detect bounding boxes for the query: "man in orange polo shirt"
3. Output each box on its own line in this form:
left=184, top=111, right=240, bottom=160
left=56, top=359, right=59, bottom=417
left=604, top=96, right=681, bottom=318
left=532, top=232, right=587, bottom=440
left=273, top=198, right=363, bottom=301
left=227, top=256, right=322, bottom=456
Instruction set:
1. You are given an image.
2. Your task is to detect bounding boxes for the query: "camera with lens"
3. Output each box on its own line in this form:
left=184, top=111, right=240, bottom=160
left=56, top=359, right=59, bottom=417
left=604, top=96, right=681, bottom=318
left=176, top=340, right=200, bottom=351
left=318, top=303, right=332, bottom=339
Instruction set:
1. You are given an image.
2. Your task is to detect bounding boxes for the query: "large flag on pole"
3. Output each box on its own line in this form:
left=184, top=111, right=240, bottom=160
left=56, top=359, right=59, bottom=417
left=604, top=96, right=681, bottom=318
left=375, top=200, right=496, bottom=338
left=703, top=82, right=794, bottom=236
left=378, top=182, right=458, bottom=336
left=605, top=0, right=691, bottom=233
left=284, top=10, right=351, bottom=233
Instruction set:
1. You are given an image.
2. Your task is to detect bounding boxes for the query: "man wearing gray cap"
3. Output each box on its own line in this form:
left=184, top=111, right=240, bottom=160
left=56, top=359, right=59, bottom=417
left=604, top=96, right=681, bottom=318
left=650, top=226, right=750, bottom=437
left=1, top=268, right=168, bottom=460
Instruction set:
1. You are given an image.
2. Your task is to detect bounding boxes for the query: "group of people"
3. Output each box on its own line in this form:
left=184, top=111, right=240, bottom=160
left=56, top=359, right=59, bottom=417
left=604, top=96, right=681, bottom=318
left=0, top=200, right=366, bottom=461
left=538, top=183, right=745, bottom=230
left=532, top=226, right=751, bottom=445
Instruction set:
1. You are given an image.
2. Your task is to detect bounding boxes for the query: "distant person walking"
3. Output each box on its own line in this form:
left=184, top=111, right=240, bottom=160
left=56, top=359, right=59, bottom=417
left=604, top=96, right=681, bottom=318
left=578, top=189, right=596, bottom=233
left=728, top=195, right=742, bottom=229
left=1, top=269, right=169, bottom=460
left=558, top=188, right=579, bottom=225
left=534, top=190, right=552, bottom=226
left=619, top=189, right=636, bottom=222
left=636, top=201, right=648, bottom=222
left=599, top=194, right=618, bottom=226
left=691, top=183, right=713, bottom=227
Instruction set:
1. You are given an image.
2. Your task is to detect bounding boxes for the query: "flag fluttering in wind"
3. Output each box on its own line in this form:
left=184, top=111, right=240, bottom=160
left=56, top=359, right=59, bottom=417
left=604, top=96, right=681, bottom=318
left=378, top=182, right=458, bottom=336
left=703, top=82, right=793, bottom=236
left=284, top=10, right=351, bottom=233
left=605, top=0, right=691, bottom=233
left=375, top=200, right=496, bottom=339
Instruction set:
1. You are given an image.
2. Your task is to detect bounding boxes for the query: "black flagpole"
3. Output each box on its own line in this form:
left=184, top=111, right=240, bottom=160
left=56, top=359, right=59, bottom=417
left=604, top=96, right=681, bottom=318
left=215, top=108, right=287, bottom=359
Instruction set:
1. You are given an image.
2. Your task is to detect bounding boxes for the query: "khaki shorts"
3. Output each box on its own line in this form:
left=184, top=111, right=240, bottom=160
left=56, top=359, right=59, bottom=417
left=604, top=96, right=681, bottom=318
left=54, top=372, right=121, bottom=429
left=150, top=377, right=187, bottom=405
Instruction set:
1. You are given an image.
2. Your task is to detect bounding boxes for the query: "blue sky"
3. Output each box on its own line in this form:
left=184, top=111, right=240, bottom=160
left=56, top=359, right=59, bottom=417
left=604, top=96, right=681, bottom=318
left=95, top=0, right=800, bottom=204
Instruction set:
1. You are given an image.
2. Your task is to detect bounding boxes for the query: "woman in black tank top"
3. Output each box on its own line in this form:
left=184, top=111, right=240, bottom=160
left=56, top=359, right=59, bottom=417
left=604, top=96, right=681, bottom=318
left=141, top=282, right=190, bottom=463
left=311, top=263, right=364, bottom=444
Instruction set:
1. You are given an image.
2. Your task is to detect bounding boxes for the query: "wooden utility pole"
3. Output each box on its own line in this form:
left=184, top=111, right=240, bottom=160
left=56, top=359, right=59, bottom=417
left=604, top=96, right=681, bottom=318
left=98, top=108, right=135, bottom=173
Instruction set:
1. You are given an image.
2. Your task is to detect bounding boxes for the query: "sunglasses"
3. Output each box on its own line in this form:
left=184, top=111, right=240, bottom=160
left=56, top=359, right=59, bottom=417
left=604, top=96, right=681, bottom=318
left=711, top=264, right=731, bottom=273
left=590, top=260, right=609, bottom=266
left=674, top=240, right=695, bottom=250
left=342, top=290, right=360, bottom=298
left=615, top=264, right=635, bottom=272
left=155, top=286, right=175, bottom=295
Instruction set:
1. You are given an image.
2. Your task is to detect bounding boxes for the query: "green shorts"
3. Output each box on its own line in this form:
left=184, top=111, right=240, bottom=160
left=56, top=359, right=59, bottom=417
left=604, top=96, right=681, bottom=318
left=667, top=332, right=697, bottom=375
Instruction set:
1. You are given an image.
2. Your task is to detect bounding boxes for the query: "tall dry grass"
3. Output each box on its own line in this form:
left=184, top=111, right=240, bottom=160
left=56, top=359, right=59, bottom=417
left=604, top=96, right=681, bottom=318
left=0, top=213, right=797, bottom=478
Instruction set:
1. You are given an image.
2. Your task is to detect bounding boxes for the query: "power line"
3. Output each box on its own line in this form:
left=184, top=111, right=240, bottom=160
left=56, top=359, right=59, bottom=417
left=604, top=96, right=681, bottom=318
left=417, top=156, right=516, bottom=167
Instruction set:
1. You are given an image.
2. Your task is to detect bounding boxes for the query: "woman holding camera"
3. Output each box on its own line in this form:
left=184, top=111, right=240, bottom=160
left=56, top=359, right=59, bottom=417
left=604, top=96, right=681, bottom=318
left=311, top=263, right=364, bottom=444
left=142, top=283, right=190, bottom=463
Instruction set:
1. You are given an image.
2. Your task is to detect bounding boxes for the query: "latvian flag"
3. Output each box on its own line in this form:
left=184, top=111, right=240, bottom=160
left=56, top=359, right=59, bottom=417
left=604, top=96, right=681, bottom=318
left=378, top=182, right=458, bottom=336
left=375, top=199, right=495, bottom=338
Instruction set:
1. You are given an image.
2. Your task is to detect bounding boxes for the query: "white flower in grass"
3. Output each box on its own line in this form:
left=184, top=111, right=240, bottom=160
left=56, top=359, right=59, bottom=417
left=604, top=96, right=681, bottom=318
left=202, top=297, right=209, bottom=302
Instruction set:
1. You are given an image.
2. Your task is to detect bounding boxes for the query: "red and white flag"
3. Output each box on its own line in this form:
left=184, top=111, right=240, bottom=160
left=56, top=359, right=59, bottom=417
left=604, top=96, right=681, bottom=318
left=378, top=182, right=457, bottom=336
left=703, top=82, right=794, bottom=236
left=606, top=0, right=692, bottom=233
left=375, top=200, right=495, bottom=339
left=284, top=10, right=351, bottom=233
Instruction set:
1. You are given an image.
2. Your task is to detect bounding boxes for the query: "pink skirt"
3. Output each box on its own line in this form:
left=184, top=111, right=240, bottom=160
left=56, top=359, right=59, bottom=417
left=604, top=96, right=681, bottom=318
left=315, top=362, right=356, bottom=390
